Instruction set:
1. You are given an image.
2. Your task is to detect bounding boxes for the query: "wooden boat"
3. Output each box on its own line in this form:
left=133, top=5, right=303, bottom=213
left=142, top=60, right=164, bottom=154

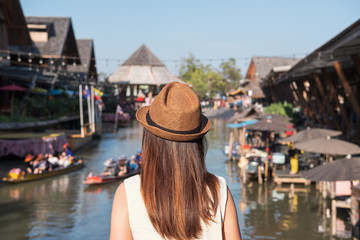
left=2, top=161, right=85, bottom=183
left=83, top=169, right=140, bottom=185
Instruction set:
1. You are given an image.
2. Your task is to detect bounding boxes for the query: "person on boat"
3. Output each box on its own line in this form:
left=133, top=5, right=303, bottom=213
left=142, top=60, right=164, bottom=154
left=57, top=152, right=70, bottom=168
left=115, top=159, right=127, bottom=177
left=25, top=154, right=35, bottom=174
left=32, top=154, right=47, bottom=174
left=47, top=153, right=59, bottom=169
left=110, top=82, right=241, bottom=240
left=102, top=158, right=117, bottom=176
left=135, top=149, right=142, bottom=167
left=127, top=155, right=138, bottom=173
left=63, top=143, right=74, bottom=157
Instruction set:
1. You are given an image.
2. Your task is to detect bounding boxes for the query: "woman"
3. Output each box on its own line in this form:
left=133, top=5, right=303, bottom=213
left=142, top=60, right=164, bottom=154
left=110, top=82, right=241, bottom=240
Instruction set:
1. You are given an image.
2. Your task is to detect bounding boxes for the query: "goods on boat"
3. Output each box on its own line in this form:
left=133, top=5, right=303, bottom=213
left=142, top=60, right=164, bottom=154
left=2, top=161, right=85, bottom=183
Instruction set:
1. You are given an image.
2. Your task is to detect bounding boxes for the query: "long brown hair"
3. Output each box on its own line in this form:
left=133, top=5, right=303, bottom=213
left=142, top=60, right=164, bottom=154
left=140, top=128, right=219, bottom=240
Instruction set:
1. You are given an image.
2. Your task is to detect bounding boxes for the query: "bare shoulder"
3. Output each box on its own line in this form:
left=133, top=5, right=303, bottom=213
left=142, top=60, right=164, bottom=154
left=223, top=187, right=242, bottom=240
left=110, top=183, right=133, bottom=240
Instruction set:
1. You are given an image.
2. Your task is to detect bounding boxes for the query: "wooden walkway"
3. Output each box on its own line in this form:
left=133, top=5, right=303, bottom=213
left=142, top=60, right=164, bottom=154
left=273, top=170, right=311, bottom=186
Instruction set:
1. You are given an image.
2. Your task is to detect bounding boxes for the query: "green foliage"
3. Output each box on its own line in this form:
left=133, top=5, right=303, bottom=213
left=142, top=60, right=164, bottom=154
left=264, top=101, right=299, bottom=124
left=179, top=54, right=242, bottom=99
left=220, top=58, right=242, bottom=92
left=0, top=115, right=10, bottom=123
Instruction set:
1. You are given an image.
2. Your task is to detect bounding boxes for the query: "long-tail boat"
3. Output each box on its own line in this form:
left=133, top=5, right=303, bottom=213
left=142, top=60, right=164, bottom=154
left=2, top=161, right=85, bottom=183
left=83, top=169, right=140, bottom=185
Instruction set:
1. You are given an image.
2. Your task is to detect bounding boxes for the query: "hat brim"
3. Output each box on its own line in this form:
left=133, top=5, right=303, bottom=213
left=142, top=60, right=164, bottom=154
left=136, top=106, right=211, bottom=142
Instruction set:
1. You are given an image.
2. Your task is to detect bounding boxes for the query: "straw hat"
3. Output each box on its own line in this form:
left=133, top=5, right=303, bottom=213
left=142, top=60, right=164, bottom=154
left=136, top=82, right=211, bottom=141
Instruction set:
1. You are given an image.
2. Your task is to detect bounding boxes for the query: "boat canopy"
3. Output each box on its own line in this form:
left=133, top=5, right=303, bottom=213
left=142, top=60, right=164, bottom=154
left=0, top=132, right=68, bottom=158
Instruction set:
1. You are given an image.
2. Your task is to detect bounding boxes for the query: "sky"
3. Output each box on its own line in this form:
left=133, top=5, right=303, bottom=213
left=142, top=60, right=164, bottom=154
left=20, top=0, right=360, bottom=80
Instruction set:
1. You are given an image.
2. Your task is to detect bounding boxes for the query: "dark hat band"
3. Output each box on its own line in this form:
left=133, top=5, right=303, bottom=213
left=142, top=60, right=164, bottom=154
left=146, top=111, right=201, bottom=135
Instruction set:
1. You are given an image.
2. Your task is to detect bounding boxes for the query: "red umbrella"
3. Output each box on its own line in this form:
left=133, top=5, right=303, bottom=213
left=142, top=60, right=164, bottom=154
left=0, top=84, right=27, bottom=92
left=0, top=84, right=27, bottom=117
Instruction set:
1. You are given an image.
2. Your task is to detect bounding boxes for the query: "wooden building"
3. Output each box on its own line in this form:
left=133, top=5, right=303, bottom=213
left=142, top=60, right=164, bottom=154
left=67, top=39, right=98, bottom=83
left=244, top=57, right=300, bottom=101
left=0, top=0, right=99, bottom=110
left=265, top=19, right=360, bottom=142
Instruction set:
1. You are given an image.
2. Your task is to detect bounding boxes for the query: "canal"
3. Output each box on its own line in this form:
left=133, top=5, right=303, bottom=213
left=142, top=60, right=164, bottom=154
left=0, top=118, right=351, bottom=239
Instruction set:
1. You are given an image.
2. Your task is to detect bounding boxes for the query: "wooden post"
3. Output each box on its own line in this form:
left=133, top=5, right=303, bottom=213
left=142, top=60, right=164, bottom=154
left=242, top=167, right=247, bottom=184
left=113, top=105, right=119, bottom=133
left=289, top=82, right=299, bottom=106
left=228, top=132, right=234, bottom=160
left=289, top=183, right=295, bottom=199
left=322, top=69, right=352, bottom=133
left=91, top=86, right=95, bottom=133
left=79, top=85, right=84, bottom=137
left=257, top=166, right=263, bottom=184
left=313, top=73, right=341, bottom=130
left=331, top=199, right=336, bottom=236
left=334, top=61, right=360, bottom=118
left=85, top=85, right=92, bottom=134
left=264, top=138, right=269, bottom=182
left=322, top=182, right=327, bottom=199
left=310, top=80, right=330, bottom=126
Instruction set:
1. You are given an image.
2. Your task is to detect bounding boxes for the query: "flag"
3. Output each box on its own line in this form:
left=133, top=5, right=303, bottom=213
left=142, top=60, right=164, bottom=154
left=82, top=89, right=90, bottom=98
left=94, top=88, right=104, bottom=97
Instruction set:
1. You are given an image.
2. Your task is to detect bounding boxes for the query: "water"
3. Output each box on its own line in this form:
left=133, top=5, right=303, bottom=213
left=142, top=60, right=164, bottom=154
left=0, top=119, right=351, bottom=239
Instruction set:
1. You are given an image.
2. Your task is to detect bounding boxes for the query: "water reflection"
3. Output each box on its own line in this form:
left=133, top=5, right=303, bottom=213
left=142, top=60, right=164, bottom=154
left=0, top=118, right=352, bottom=239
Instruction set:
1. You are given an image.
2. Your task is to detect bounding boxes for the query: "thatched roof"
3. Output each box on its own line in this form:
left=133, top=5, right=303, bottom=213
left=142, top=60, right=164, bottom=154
left=241, top=80, right=265, bottom=99
left=122, top=44, right=164, bottom=66
left=109, top=44, right=184, bottom=85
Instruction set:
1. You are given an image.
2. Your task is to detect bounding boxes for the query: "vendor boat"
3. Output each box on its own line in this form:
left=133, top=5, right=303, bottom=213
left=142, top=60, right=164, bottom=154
left=83, top=169, right=140, bottom=185
left=2, top=161, right=85, bottom=183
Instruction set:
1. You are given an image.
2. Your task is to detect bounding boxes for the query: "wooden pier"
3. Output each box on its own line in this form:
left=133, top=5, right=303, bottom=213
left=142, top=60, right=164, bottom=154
left=273, top=170, right=311, bottom=186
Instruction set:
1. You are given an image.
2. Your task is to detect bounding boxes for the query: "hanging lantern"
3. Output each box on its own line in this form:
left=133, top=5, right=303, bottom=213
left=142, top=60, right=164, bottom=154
left=39, top=59, right=43, bottom=64
left=17, top=55, right=21, bottom=62
left=50, top=59, right=54, bottom=65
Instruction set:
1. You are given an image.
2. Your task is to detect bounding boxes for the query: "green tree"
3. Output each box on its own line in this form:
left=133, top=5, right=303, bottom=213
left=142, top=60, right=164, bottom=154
left=179, top=54, right=229, bottom=99
left=219, top=58, right=242, bottom=92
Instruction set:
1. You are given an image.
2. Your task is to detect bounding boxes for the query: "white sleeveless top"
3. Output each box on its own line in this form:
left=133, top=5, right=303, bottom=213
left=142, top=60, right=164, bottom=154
left=124, top=175, right=228, bottom=240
